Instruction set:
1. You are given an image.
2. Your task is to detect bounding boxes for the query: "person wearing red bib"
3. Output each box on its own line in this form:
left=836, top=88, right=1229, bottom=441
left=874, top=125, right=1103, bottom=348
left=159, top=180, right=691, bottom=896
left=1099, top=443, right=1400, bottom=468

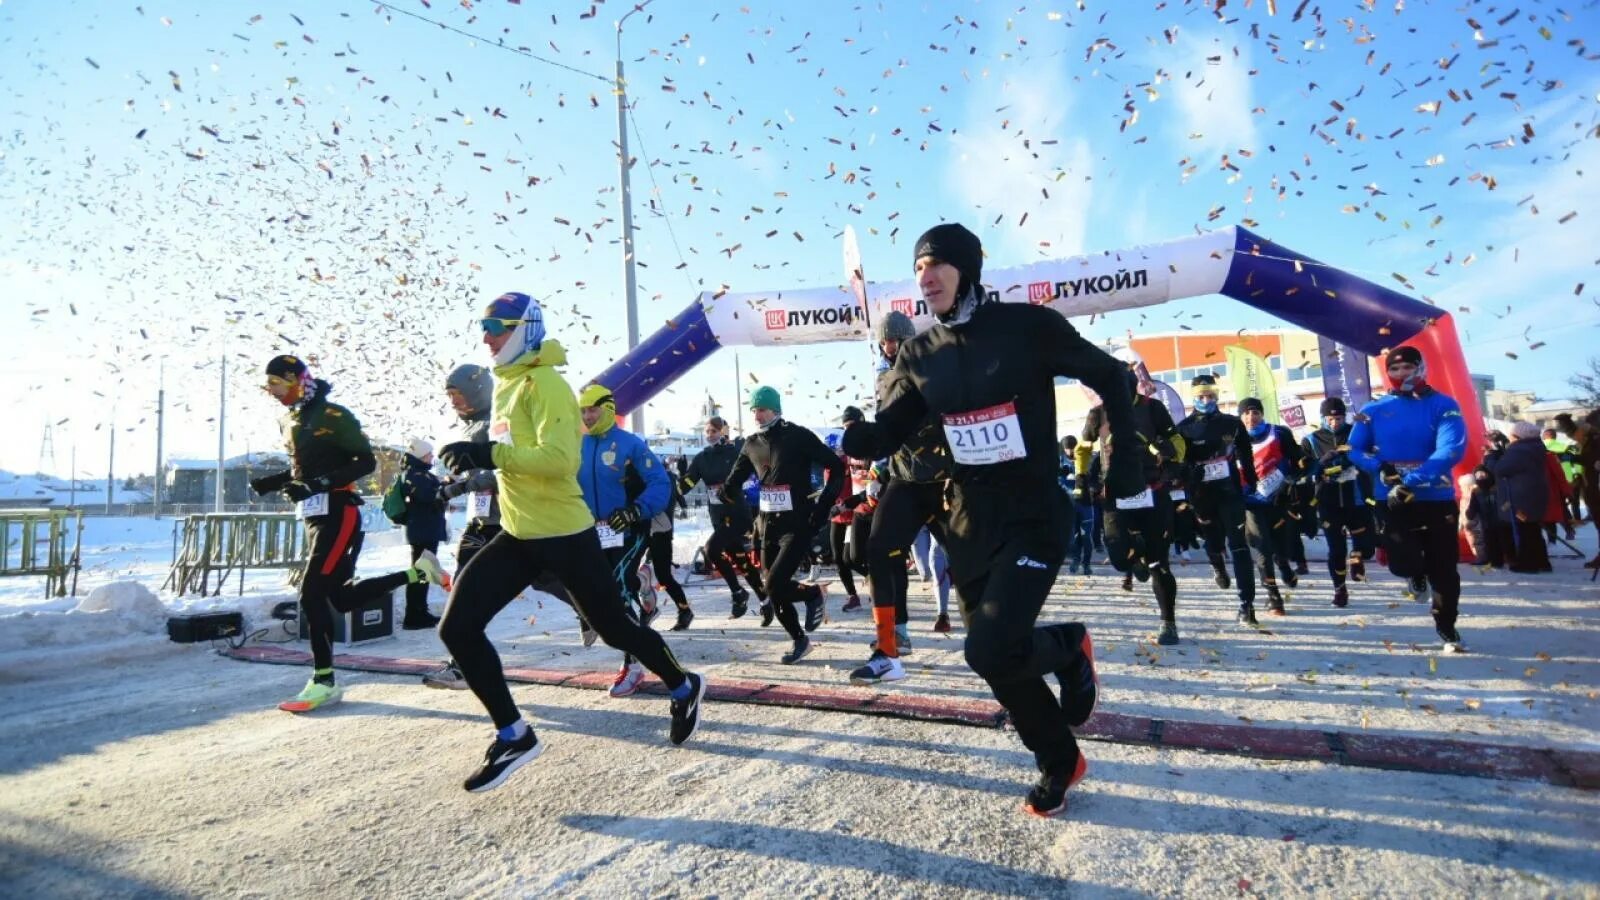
left=1238, top=396, right=1306, bottom=617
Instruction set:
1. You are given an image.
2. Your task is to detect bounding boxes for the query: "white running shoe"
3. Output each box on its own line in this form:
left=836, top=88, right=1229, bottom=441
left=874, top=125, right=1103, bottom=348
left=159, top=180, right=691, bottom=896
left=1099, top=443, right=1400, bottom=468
left=849, top=651, right=906, bottom=685
left=609, top=661, right=646, bottom=698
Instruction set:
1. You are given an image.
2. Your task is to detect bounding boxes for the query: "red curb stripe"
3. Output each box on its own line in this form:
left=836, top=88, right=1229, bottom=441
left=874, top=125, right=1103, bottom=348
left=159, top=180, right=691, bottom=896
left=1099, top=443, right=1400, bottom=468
left=217, top=647, right=1598, bottom=789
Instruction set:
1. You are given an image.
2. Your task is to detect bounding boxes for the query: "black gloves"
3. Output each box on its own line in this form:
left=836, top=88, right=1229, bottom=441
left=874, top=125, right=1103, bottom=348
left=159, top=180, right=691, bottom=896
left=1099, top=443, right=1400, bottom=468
left=841, top=405, right=864, bottom=426
left=607, top=503, right=643, bottom=532
left=250, top=471, right=292, bottom=496
left=282, top=481, right=316, bottom=502
left=439, top=480, right=465, bottom=500
left=440, top=441, right=495, bottom=474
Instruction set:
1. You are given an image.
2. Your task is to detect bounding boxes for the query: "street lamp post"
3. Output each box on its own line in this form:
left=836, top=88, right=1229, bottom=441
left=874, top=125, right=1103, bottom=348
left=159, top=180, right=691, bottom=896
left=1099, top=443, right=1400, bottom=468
left=615, top=1, right=656, bottom=435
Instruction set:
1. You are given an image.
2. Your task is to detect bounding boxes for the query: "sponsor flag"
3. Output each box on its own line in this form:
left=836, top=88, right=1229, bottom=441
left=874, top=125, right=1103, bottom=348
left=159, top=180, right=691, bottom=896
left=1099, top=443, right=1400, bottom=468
left=1316, top=335, right=1373, bottom=413
left=1225, top=344, right=1280, bottom=424
left=1152, top=380, right=1186, bottom=424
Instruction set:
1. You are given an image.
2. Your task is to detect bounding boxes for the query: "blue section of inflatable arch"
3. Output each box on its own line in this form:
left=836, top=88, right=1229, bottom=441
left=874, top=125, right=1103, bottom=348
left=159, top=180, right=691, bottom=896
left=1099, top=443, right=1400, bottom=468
left=1221, top=226, right=1435, bottom=354
left=590, top=298, right=721, bottom=414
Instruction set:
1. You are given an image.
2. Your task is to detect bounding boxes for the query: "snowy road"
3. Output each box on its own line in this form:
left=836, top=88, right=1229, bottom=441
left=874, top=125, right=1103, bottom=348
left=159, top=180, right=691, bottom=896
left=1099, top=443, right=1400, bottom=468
left=2, top=644, right=1596, bottom=898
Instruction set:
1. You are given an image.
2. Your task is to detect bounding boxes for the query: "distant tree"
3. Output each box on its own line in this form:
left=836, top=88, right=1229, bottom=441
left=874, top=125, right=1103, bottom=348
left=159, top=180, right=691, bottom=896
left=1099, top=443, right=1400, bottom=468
left=1570, top=356, right=1600, bottom=410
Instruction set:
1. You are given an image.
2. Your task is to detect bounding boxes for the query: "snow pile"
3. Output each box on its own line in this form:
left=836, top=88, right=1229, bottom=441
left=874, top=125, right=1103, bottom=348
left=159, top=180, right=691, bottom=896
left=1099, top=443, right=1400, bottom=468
left=75, top=580, right=167, bottom=624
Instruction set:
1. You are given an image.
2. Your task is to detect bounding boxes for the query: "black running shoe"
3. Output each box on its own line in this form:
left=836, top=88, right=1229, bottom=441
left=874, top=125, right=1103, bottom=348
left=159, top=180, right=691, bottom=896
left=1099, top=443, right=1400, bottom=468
left=1280, top=569, right=1299, bottom=589
left=1056, top=628, right=1098, bottom=728
left=1120, top=574, right=1133, bottom=593
left=669, top=673, right=707, bottom=745
left=1437, top=626, right=1465, bottom=654
left=670, top=608, right=695, bottom=631
left=1213, top=567, right=1231, bottom=590
left=1156, top=621, right=1179, bottom=646
left=1295, top=561, right=1310, bottom=575
left=463, top=729, right=543, bottom=793
left=803, top=583, right=827, bottom=632
left=1238, top=605, right=1259, bottom=627
left=730, top=590, right=750, bottom=620
left=781, top=635, right=812, bottom=665
left=1332, top=586, right=1349, bottom=608
left=1023, top=753, right=1088, bottom=818
left=760, top=601, right=775, bottom=627
left=1350, top=558, right=1367, bottom=582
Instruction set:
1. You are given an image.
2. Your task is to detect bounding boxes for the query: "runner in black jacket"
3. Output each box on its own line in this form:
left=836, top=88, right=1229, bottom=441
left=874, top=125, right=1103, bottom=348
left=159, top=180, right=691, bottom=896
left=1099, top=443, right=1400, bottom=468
left=1081, top=369, right=1185, bottom=645
left=1301, top=397, right=1376, bottom=608
left=842, top=223, right=1143, bottom=819
left=1175, top=375, right=1260, bottom=624
left=719, top=387, right=845, bottom=664
left=681, top=417, right=767, bottom=618
left=250, top=354, right=443, bottom=712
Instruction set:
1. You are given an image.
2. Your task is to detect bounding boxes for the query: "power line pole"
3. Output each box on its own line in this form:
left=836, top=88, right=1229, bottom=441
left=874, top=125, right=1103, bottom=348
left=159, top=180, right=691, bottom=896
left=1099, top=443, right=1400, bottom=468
left=216, top=355, right=227, bottom=513
left=154, top=362, right=165, bottom=516
left=616, top=2, right=656, bottom=436
left=106, top=411, right=115, bottom=514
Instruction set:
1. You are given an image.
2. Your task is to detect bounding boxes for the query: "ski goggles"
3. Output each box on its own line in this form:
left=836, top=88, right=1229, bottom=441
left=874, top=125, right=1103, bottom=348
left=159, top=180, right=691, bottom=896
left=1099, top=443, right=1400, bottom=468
left=479, top=317, right=524, bottom=337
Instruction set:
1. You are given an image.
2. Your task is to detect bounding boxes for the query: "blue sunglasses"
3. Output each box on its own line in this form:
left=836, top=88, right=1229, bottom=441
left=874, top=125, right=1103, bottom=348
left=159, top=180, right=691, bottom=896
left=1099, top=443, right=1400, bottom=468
left=480, top=317, right=522, bottom=337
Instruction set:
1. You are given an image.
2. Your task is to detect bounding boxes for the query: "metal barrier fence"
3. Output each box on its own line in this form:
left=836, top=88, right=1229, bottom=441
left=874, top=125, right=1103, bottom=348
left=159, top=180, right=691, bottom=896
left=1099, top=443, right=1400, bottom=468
left=0, top=508, right=84, bottom=597
left=165, top=512, right=309, bottom=597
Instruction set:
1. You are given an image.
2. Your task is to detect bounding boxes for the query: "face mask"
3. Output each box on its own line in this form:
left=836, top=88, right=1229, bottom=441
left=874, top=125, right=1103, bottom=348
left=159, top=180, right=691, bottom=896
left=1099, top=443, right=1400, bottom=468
left=1193, top=397, right=1218, bottom=414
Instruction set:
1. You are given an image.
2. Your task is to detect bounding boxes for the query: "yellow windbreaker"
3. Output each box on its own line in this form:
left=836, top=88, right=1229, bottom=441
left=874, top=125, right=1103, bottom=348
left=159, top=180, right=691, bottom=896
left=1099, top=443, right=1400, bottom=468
left=488, top=340, right=595, bottom=540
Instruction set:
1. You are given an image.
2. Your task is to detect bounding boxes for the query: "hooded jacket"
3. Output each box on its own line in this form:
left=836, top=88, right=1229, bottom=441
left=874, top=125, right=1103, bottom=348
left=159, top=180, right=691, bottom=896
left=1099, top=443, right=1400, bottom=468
left=487, top=340, right=595, bottom=540
left=1487, top=437, right=1555, bottom=524
left=1348, top=387, right=1466, bottom=503
left=278, top=379, right=376, bottom=492
left=444, top=364, right=500, bottom=526
left=400, top=453, right=449, bottom=545
left=842, top=300, right=1139, bottom=581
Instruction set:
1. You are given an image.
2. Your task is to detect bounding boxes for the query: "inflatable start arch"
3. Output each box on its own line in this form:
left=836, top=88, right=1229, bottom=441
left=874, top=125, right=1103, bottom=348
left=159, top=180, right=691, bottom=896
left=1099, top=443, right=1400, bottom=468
left=587, top=224, right=1485, bottom=488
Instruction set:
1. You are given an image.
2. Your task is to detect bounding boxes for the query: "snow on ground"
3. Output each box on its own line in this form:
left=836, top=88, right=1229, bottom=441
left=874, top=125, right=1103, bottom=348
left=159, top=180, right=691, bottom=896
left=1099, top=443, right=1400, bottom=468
left=1, top=654, right=1595, bottom=897
left=2, top=510, right=1597, bottom=753
left=1, top=510, right=1598, bottom=894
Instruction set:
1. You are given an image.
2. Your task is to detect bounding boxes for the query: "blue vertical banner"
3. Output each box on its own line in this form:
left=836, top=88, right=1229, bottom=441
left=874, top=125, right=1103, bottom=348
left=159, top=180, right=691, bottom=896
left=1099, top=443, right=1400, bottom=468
left=1317, top=335, right=1373, bottom=413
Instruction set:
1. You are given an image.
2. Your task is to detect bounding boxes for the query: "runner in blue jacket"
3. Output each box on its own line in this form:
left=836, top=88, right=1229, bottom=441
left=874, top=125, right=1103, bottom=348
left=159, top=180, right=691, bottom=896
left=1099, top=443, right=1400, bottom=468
left=1348, top=346, right=1469, bottom=652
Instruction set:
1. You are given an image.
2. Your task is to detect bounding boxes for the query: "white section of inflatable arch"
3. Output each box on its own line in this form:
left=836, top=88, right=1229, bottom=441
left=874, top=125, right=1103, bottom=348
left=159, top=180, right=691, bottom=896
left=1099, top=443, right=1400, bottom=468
left=697, top=228, right=1238, bottom=346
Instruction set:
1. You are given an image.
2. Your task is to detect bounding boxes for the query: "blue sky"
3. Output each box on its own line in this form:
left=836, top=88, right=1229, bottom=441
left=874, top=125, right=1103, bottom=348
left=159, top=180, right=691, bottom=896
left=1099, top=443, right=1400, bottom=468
left=1, top=0, right=1595, bottom=478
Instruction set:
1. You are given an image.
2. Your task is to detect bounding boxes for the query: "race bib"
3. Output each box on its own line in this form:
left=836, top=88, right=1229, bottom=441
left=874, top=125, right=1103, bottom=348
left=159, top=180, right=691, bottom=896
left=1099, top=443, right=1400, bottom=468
left=1115, top=488, right=1155, bottom=510
left=296, top=492, right=328, bottom=519
left=759, top=485, right=794, bottom=513
left=1170, top=489, right=1187, bottom=501
left=1334, top=467, right=1359, bottom=483
left=469, top=492, right=493, bottom=518
left=489, top=420, right=512, bottom=447
left=942, top=402, right=1026, bottom=466
left=1256, top=469, right=1286, bottom=499
left=1201, top=456, right=1231, bottom=482
left=595, top=523, right=624, bottom=548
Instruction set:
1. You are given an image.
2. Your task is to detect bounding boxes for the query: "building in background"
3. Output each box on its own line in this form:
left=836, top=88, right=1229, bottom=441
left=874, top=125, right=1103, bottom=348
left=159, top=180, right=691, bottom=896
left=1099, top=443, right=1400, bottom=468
left=1055, top=328, right=1380, bottom=438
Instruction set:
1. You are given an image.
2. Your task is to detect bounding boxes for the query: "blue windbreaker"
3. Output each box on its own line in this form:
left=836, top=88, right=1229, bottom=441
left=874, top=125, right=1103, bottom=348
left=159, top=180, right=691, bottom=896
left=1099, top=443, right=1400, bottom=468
left=1348, top=388, right=1467, bottom=503
left=578, top=426, right=670, bottom=521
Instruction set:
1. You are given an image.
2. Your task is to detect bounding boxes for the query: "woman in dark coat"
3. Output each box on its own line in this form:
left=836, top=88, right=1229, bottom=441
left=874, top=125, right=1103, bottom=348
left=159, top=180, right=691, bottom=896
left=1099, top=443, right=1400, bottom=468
left=401, top=438, right=450, bottom=627
left=1462, top=466, right=1503, bottom=568
left=1487, top=423, right=1553, bottom=573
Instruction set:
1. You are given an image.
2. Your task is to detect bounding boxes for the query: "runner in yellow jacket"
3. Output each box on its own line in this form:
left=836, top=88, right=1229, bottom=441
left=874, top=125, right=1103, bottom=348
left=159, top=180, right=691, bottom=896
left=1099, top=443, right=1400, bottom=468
left=435, top=292, right=706, bottom=793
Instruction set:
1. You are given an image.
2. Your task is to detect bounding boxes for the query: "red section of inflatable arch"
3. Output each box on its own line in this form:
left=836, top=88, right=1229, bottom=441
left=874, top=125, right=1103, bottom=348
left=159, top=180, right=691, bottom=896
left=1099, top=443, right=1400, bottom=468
left=1396, top=313, right=1486, bottom=560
